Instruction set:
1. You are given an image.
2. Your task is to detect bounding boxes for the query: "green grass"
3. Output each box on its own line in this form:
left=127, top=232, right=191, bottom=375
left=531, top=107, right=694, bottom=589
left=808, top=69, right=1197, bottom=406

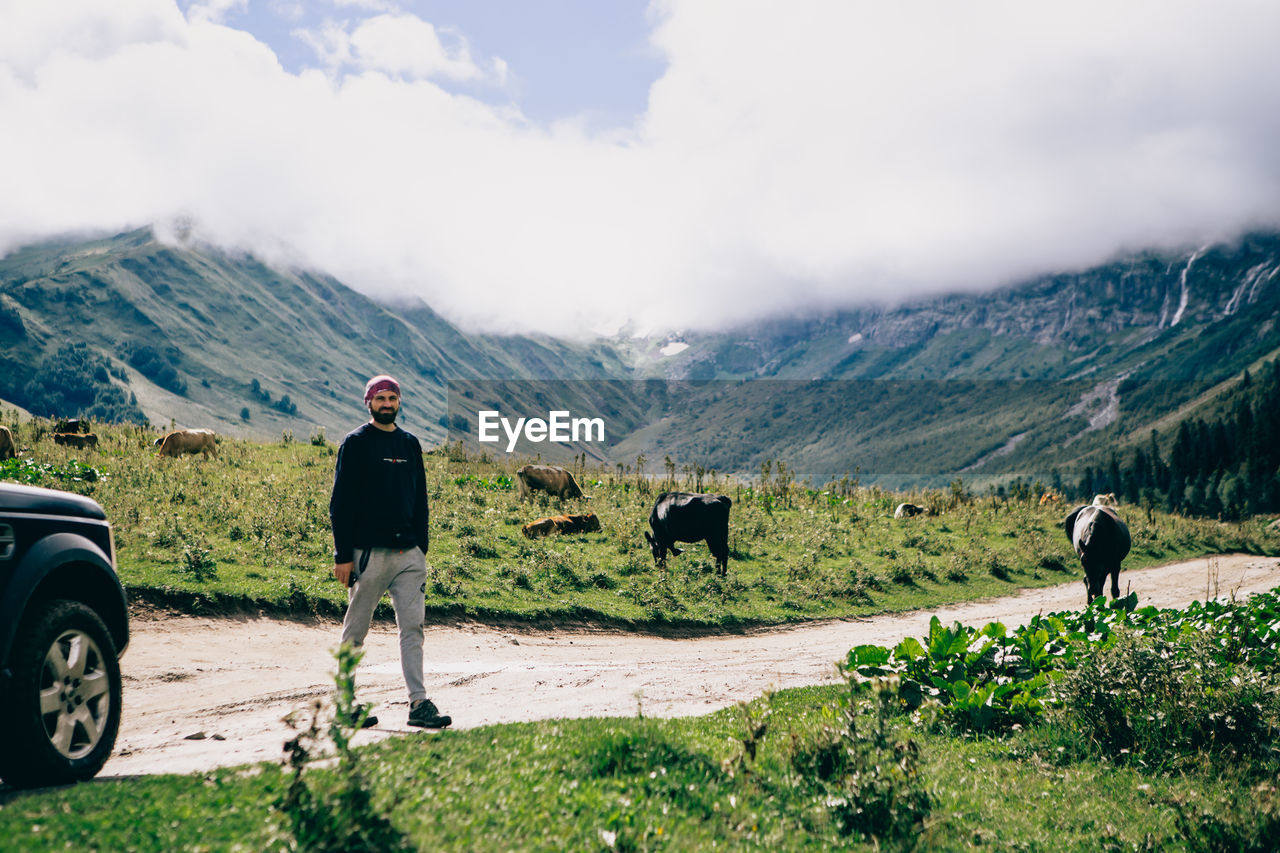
left=4, top=421, right=1278, bottom=627
left=1, top=683, right=1276, bottom=851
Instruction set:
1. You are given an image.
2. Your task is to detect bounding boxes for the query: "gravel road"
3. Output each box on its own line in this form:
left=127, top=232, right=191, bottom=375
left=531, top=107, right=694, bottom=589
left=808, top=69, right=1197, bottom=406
left=103, top=554, right=1280, bottom=778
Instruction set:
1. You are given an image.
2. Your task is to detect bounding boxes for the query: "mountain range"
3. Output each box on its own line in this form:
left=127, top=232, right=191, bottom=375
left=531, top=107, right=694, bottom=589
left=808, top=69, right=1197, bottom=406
left=2, top=228, right=1278, bottom=488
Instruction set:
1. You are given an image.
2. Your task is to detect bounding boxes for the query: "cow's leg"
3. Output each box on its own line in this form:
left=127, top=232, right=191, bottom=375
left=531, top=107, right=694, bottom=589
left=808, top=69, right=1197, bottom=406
left=1083, top=561, right=1097, bottom=605
left=709, top=538, right=728, bottom=576
left=1110, top=565, right=1121, bottom=599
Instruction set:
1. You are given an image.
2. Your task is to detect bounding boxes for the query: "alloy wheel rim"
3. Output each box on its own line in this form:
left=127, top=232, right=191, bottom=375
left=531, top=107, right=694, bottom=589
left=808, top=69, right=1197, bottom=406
left=38, top=629, right=112, bottom=760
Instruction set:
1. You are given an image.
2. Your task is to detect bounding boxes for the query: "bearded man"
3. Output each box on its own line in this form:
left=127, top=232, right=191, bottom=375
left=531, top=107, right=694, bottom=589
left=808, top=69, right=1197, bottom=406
left=329, top=374, right=451, bottom=729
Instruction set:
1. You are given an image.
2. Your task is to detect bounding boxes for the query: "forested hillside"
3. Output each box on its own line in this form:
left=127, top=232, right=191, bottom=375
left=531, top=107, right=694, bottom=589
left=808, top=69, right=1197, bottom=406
left=1078, top=358, right=1280, bottom=518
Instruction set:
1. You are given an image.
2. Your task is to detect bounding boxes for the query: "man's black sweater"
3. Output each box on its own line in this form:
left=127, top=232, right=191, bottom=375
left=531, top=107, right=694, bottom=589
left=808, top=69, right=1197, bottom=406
left=329, top=423, right=429, bottom=564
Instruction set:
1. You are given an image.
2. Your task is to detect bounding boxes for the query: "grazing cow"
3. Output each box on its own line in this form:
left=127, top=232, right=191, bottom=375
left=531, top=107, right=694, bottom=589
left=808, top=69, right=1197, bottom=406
left=1092, top=493, right=1118, bottom=507
left=54, top=418, right=85, bottom=434
left=515, top=464, right=584, bottom=500
left=645, top=491, right=732, bottom=576
left=157, top=429, right=217, bottom=458
left=1039, top=491, right=1062, bottom=506
left=0, top=425, right=14, bottom=461
left=154, top=428, right=212, bottom=447
left=521, top=512, right=602, bottom=540
left=1064, top=503, right=1131, bottom=605
left=53, top=432, right=98, bottom=450
left=894, top=503, right=926, bottom=519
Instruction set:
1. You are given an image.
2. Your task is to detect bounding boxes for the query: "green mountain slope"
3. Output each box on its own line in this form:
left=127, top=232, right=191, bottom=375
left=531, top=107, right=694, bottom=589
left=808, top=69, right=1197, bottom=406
left=0, top=228, right=623, bottom=443
left=2, top=228, right=1278, bottom=487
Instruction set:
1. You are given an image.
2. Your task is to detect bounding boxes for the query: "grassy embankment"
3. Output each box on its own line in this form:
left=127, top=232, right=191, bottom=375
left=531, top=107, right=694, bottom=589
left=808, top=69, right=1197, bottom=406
left=3, top=420, right=1279, bottom=627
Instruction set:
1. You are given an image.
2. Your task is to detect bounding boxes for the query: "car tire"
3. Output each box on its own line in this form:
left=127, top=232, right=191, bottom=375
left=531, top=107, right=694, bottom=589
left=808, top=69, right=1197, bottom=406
left=0, top=600, right=122, bottom=788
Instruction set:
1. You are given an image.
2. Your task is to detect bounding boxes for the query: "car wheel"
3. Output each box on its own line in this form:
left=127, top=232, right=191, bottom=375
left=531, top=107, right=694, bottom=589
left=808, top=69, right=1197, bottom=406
left=0, top=600, right=122, bottom=787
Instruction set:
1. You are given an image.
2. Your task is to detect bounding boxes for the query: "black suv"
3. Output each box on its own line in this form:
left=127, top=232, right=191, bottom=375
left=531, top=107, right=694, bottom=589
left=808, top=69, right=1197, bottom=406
left=0, top=482, right=128, bottom=787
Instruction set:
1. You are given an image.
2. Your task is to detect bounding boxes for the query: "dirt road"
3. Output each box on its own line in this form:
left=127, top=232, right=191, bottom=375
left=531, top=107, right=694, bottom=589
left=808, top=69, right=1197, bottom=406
left=104, top=554, right=1280, bottom=778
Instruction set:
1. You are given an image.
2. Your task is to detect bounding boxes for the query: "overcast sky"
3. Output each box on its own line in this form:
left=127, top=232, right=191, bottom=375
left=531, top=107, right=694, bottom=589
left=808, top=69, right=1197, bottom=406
left=2, top=1, right=1279, bottom=337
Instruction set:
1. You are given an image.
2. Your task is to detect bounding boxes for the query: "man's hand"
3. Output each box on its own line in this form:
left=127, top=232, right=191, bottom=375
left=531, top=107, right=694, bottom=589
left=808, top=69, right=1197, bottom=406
left=333, top=561, right=355, bottom=587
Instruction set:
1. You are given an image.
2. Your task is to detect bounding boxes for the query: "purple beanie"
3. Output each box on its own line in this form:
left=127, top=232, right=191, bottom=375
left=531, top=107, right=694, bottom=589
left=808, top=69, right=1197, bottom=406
left=363, top=374, right=401, bottom=405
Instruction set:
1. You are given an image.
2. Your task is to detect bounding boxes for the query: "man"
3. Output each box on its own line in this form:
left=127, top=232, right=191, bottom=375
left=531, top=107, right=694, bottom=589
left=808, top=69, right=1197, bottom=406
left=329, top=374, right=451, bottom=729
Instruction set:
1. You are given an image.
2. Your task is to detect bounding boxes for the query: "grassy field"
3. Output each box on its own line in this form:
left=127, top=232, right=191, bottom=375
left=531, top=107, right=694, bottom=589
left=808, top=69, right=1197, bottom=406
left=2, top=420, right=1278, bottom=628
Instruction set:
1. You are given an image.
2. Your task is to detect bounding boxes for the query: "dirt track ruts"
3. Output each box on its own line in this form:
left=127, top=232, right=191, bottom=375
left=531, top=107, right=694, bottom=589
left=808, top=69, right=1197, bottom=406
left=102, top=554, right=1280, bottom=778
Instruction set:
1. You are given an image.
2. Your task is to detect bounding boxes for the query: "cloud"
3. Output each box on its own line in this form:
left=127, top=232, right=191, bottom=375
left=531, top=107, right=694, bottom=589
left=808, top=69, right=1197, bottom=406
left=1, top=0, right=1279, bottom=337
left=295, top=12, right=498, bottom=83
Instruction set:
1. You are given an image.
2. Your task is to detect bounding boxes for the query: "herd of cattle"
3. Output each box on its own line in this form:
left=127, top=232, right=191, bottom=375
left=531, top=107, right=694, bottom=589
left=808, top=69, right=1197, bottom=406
left=515, top=464, right=1131, bottom=602
left=0, top=429, right=1132, bottom=604
left=0, top=422, right=218, bottom=460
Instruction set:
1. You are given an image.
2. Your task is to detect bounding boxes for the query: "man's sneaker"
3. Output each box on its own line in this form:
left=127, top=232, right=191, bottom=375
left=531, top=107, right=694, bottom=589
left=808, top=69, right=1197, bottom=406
left=407, top=698, right=452, bottom=729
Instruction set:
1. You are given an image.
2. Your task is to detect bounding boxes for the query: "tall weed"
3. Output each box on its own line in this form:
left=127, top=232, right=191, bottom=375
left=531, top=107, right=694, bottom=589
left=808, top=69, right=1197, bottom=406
left=788, top=676, right=933, bottom=845
left=274, top=644, right=410, bottom=852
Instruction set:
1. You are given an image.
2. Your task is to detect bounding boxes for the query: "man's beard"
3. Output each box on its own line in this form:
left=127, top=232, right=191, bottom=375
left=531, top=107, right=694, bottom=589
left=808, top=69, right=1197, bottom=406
left=371, top=407, right=398, bottom=425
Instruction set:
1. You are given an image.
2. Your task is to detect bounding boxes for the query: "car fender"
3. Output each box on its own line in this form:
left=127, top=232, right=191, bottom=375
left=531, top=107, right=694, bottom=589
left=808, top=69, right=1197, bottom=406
left=0, top=531, right=127, bottom=668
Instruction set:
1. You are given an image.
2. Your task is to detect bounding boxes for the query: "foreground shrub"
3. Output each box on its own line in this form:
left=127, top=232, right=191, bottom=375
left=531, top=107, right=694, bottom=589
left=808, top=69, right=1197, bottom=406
left=1051, top=629, right=1280, bottom=773
left=844, top=616, right=1058, bottom=734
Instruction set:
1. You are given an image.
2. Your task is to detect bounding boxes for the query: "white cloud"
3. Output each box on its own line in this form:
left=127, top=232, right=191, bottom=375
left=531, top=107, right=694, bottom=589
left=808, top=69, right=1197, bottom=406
left=294, top=12, right=495, bottom=84
left=1, top=0, right=1279, bottom=337
left=348, top=13, right=484, bottom=81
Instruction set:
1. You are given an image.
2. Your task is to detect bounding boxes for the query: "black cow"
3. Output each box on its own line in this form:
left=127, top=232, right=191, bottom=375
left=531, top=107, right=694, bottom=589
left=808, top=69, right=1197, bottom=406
left=1064, top=503, right=1131, bottom=605
left=644, top=491, right=732, bottom=576
left=894, top=502, right=925, bottom=519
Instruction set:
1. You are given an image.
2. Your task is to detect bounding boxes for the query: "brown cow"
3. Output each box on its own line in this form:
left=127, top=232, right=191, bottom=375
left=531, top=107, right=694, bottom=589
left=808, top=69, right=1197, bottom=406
left=0, top=425, right=14, bottom=461
left=157, top=429, right=217, bottom=458
left=515, top=464, right=584, bottom=500
left=53, top=432, right=98, bottom=450
left=150, top=428, right=211, bottom=447
left=521, top=512, right=602, bottom=539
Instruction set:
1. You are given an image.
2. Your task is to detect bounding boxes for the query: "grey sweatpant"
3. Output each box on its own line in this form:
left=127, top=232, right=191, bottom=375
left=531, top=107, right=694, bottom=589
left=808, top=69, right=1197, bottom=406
left=340, top=547, right=428, bottom=703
